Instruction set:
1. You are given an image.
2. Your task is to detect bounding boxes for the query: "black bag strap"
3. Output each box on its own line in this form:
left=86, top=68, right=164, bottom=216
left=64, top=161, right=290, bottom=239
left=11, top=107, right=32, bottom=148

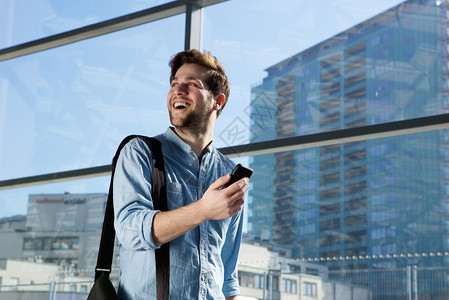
left=94, top=135, right=169, bottom=299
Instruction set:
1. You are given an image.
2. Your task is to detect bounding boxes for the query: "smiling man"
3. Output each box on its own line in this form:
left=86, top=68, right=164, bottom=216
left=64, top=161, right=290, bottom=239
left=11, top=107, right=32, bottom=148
left=113, top=49, right=249, bottom=300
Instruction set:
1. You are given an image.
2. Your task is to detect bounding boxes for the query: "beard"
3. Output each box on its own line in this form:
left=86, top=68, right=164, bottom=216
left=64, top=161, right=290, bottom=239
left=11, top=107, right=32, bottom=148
left=169, top=104, right=214, bottom=136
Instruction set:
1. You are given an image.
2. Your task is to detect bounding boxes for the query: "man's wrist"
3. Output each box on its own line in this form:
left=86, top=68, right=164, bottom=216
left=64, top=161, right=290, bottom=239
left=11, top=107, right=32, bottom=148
left=193, top=197, right=210, bottom=224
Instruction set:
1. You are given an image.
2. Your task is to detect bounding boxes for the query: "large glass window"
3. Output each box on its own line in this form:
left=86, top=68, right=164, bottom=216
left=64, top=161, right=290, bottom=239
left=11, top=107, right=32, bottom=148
left=0, top=16, right=183, bottom=180
left=2, top=1, right=449, bottom=299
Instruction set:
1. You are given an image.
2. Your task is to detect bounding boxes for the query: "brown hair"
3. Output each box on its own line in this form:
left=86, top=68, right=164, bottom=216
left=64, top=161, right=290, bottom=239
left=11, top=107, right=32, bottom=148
left=169, top=49, right=230, bottom=116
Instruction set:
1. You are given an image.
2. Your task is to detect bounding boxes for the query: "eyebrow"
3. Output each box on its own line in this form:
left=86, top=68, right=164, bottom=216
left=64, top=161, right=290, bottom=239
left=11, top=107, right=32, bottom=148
left=171, top=76, right=202, bottom=82
left=171, top=76, right=207, bottom=88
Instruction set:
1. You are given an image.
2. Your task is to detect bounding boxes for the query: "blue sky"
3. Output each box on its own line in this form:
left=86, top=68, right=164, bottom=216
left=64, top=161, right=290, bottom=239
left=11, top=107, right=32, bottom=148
left=0, top=0, right=406, bottom=218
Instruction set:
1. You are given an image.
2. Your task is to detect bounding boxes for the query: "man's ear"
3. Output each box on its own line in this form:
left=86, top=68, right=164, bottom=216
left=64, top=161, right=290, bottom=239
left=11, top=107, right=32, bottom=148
left=213, top=93, right=226, bottom=111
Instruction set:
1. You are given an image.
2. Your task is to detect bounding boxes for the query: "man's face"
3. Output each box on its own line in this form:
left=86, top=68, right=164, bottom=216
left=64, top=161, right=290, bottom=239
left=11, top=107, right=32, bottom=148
left=167, top=63, right=215, bottom=134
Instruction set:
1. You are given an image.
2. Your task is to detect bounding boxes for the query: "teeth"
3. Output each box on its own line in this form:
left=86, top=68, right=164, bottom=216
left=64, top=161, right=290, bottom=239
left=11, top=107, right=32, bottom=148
left=174, top=102, right=188, bottom=108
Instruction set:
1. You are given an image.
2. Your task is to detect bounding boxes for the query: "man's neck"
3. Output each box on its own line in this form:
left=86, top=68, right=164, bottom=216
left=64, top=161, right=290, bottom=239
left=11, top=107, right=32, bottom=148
left=172, top=126, right=214, bottom=157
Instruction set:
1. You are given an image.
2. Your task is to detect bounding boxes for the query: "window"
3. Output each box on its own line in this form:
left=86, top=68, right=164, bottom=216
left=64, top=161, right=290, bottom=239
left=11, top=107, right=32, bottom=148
left=320, top=218, right=340, bottom=231
left=371, top=209, right=396, bottom=222
left=345, top=247, right=367, bottom=256
left=271, top=275, right=280, bottom=291
left=320, top=144, right=340, bottom=155
left=344, top=57, right=366, bottom=74
left=303, top=281, right=317, bottom=296
left=321, top=68, right=340, bottom=82
left=371, top=193, right=395, bottom=205
left=344, top=197, right=366, bottom=211
left=320, top=250, right=340, bottom=259
left=372, top=243, right=396, bottom=255
left=320, top=187, right=340, bottom=200
left=320, top=172, right=340, bottom=185
left=319, top=203, right=340, bottom=216
left=371, top=227, right=386, bottom=240
left=306, top=268, right=320, bottom=276
left=238, top=271, right=265, bottom=289
left=344, top=181, right=366, bottom=195
left=345, top=42, right=366, bottom=58
left=298, top=193, right=316, bottom=205
left=344, top=102, right=366, bottom=120
left=321, top=53, right=341, bottom=69
left=282, top=278, right=298, bottom=294
left=289, top=264, right=301, bottom=273
left=345, top=230, right=367, bottom=243
left=344, top=72, right=366, bottom=88
left=344, top=149, right=366, bottom=163
left=345, top=166, right=366, bottom=179
left=345, top=214, right=367, bottom=227
left=298, top=208, right=316, bottom=220
left=320, top=156, right=340, bottom=170
left=370, top=176, right=395, bottom=189
left=344, top=87, right=366, bottom=103
left=319, top=234, right=340, bottom=247
left=299, top=223, right=316, bottom=235
left=320, top=97, right=341, bottom=112
left=320, top=111, right=341, bottom=126
left=23, top=237, right=79, bottom=251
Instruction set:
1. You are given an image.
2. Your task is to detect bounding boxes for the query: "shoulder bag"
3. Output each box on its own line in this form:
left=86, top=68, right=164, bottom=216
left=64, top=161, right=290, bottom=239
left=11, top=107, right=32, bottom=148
left=87, top=135, right=169, bottom=300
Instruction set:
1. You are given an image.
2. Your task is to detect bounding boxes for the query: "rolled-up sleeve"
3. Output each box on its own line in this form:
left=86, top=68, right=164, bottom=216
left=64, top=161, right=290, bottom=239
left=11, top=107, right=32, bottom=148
left=113, top=138, right=161, bottom=251
left=221, top=209, right=244, bottom=297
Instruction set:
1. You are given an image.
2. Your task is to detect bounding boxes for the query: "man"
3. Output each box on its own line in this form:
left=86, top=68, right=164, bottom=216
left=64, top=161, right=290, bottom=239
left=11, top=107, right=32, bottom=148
left=113, top=49, right=249, bottom=299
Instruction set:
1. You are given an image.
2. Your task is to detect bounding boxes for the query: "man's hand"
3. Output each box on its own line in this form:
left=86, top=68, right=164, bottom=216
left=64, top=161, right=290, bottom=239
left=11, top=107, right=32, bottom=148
left=197, top=173, right=249, bottom=221
left=152, top=173, right=249, bottom=246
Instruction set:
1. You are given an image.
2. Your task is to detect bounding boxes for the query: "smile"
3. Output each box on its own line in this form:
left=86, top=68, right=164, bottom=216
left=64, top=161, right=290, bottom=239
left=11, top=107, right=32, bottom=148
left=173, top=101, right=190, bottom=109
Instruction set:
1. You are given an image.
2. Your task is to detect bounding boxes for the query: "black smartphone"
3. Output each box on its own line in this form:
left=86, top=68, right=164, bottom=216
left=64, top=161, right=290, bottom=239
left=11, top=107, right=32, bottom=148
left=223, top=164, right=253, bottom=188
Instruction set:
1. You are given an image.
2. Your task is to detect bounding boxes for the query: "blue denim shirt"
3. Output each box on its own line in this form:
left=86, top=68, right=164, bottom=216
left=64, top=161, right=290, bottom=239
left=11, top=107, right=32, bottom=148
left=113, top=128, right=242, bottom=299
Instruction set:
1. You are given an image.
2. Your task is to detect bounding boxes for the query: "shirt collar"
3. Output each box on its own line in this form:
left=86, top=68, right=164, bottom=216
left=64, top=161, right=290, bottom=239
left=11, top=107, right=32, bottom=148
left=163, top=127, right=214, bottom=157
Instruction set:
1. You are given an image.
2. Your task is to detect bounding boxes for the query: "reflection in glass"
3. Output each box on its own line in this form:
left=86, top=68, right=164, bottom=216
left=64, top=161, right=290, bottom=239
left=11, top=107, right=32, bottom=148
left=244, top=1, right=449, bottom=298
left=0, top=16, right=182, bottom=180
left=0, top=0, right=172, bottom=48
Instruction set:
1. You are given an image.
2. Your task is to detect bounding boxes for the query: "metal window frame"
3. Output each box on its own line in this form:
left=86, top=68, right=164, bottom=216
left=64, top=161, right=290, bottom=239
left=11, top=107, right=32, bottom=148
left=1, top=113, right=448, bottom=190
left=0, top=0, right=224, bottom=62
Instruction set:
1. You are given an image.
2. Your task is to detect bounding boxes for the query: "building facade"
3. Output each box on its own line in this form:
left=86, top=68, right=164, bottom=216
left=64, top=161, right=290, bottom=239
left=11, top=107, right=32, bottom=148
left=23, top=193, right=108, bottom=273
left=248, top=0, right=449, bottom=299
left=238, top=243, right=371, bottom=300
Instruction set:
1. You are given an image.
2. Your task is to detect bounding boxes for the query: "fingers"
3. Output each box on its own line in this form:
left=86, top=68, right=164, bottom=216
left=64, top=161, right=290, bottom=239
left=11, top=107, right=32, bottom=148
left=232, top=197, right=245, bottom=210
left=225, top=177, right=249, bottom=196
left=209, top=174, right=231, bottom=190
left=226, top=179, right=248, bottom=210
left=202, top=175, right=249, bottom=220
left=230, top=204, right=243, bottom=216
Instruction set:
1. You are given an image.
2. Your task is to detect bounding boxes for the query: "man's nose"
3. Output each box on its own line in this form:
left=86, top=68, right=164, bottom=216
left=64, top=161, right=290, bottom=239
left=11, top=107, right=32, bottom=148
left=173, top=83, right=188, bottom=95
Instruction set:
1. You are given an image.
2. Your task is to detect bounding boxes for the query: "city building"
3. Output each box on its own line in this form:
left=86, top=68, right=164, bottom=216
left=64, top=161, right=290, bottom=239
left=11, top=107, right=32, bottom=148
left=238, top=243, right=371, bottom=300
left=22, top=193, right=109, bottom=274
left=0, top=215, right=26, bottom=260
left=248, top=0, right=449, bottom=299
left=0, top=259, right=92, bottom=300
left=0, top=194, right=370, bottom=299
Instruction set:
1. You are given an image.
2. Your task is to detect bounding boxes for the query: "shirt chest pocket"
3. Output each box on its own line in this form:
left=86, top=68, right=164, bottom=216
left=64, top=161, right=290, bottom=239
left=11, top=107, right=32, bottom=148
left=166, top=181, right=200, bottom=210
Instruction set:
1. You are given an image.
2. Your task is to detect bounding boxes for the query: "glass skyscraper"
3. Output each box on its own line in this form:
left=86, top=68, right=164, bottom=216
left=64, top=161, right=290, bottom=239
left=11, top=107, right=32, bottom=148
left=248, top=0, right=449, bottom=298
